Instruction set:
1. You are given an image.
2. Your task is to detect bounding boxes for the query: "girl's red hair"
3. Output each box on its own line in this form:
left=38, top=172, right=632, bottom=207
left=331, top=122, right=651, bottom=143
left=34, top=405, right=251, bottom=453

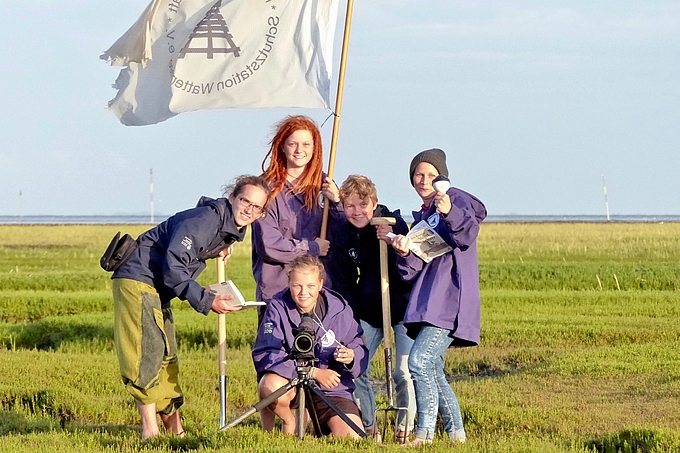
left=261, top=116, right=324, bottom=211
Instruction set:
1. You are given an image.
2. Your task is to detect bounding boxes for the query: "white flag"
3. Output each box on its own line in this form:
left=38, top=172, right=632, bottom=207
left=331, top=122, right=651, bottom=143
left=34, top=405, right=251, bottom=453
left=101, top=0, right=339, bottom=126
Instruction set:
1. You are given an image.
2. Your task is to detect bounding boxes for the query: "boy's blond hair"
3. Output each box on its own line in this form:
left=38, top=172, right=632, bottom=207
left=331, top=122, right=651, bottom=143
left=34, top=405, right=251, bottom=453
left=339, top=175, right=378, bottom=205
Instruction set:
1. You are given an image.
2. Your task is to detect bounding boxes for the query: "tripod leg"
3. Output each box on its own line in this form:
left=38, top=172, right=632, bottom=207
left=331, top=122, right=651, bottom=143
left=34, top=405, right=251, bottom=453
left=304, top=387, right=323, bottom=437
left=296, top=384, right=306, bottom=439
left=307, top=383, right=367, bottom=438
left=220, top=378, right=298, bottom=431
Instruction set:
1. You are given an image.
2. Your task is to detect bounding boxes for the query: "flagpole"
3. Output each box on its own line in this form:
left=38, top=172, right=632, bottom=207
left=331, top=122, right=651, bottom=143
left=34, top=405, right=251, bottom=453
left=320, top=0, right=355, bottom=239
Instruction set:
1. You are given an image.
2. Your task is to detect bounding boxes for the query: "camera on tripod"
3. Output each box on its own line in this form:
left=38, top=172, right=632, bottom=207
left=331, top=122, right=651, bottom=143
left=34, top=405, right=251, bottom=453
left=291, top=313, right=316, bottom=361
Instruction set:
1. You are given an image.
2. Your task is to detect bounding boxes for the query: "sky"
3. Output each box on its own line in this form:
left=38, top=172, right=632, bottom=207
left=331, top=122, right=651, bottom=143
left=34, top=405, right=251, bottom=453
left=1, top=1, right=679, bottom=217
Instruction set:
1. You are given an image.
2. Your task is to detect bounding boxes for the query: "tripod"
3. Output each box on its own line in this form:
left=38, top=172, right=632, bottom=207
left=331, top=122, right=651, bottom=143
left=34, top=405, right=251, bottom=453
left=220, top=358, right=367, bottom=439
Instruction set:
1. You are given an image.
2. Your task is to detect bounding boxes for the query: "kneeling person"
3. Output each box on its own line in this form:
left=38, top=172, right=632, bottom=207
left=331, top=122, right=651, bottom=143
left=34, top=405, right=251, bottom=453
left=252, top=256, right=368, bottom=438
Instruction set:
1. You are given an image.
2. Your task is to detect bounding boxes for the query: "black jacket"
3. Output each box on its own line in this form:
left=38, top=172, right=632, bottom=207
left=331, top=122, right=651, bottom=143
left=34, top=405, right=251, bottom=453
left=113, top=197, right=246, bottom=314
left=326, top=204, right=412, bottom=328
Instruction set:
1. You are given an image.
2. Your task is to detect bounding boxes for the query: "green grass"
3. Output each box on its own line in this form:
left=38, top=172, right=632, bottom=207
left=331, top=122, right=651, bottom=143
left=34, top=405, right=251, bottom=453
left=1, top=223, right=680, bottom=452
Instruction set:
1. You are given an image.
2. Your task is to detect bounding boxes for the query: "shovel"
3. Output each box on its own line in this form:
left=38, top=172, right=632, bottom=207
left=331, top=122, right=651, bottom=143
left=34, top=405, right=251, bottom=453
left=371, top=217, right=409, bottom=442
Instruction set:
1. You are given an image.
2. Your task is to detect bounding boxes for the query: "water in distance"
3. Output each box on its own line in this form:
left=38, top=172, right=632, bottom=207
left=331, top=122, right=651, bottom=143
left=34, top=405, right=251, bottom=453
left=1, top=214, right=680, bottom=225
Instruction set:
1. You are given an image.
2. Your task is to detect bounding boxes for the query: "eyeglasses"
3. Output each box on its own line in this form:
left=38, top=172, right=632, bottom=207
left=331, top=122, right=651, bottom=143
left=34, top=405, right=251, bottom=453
left=238, top=197, right=264, bottom=215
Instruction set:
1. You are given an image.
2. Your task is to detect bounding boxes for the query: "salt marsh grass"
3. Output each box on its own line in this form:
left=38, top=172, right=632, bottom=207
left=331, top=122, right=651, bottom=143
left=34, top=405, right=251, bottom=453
left=1, top=223, right=679, bottom=452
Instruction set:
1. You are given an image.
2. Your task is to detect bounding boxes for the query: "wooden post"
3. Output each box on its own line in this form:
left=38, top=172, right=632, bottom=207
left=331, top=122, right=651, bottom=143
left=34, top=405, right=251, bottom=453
left=217, top=258, right=227, bottom=428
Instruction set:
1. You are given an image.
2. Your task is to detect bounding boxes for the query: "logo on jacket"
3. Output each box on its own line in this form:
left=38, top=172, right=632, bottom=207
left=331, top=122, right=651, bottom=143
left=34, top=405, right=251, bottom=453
left=181, top=236, right=193, bottom=250
left=263, top=322, right=274, bottom=335
left=348, top=248, right=358, bottom=262
left=320, top=329, right=336, bottom=348
left=427, top=213, right=440, bottom=228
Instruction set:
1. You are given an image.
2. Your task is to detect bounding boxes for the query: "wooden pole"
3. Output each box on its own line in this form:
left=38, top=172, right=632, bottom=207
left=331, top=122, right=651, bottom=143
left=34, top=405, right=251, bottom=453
left=216, top=258, right=227, bottom=428
left=370, top=217, right=396, bottom=402
left=371, top=217, right=409, bottom=439
left=320, top=0, right=355, bottom=239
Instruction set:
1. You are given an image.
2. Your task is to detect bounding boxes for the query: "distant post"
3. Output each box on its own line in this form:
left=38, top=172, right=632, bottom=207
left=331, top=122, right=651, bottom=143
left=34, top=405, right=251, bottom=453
left=602, top=174, right=610, bottom=222
left=19, top=189, right=23, bottom=220
left=149, top=168, right=155, bottom=224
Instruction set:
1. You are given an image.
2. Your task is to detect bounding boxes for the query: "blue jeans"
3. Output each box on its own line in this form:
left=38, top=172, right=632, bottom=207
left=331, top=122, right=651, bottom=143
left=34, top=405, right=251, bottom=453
left=408, top=325, right=464, bottom=440
left=353, top=321, right=416, bottom=432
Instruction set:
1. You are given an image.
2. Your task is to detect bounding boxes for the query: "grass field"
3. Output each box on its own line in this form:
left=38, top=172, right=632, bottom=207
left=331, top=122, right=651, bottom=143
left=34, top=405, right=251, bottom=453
left=1, top=223, right=680, bottom=452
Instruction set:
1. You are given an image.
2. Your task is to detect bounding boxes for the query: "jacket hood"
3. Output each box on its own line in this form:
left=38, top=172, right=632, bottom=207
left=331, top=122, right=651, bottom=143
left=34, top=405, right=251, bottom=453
left=463, top=189, right=487, bottom=223
left=195, top=196, right=246, bottom=241
left=374, top=204, right=401, bottom=219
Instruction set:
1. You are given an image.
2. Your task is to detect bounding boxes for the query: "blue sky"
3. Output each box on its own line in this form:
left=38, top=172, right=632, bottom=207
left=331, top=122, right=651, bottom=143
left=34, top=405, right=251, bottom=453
left=1, top=1, right=678, bottom=217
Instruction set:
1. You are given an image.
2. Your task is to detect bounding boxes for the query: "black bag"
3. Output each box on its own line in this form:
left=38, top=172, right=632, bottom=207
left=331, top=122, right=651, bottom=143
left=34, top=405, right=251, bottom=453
left=100, top=232, right=138, bottom=272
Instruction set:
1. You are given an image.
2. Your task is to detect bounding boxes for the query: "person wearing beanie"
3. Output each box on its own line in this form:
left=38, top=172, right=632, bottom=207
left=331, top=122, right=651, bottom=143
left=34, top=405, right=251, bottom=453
left=389, top=148, right=487, bottom=446
left=408, top=148, right=448, bottom=186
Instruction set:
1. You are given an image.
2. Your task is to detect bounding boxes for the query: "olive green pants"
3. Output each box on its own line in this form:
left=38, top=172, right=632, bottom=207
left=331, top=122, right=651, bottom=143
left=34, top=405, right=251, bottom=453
left=113, top=278, right=183, bottom=415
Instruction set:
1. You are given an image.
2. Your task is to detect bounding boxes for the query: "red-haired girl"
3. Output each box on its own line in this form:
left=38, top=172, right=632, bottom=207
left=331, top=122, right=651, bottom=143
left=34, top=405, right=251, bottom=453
left=252, top=115, right=339, bottom=313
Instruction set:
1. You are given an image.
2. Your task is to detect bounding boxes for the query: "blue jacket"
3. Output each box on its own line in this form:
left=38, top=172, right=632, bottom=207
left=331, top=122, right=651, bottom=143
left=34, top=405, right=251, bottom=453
left=251, top=183, right=324, bottom=303
left=113, top=197, right=246, bottom=315
left=326, top=204, right=412, bottom=328
left=397, top=186, right=487, bottom=346
left=252, top=288, right=368, bottom=400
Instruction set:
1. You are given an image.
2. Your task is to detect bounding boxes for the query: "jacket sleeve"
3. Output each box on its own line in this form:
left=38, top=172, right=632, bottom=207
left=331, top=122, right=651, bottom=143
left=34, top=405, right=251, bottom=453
left=390, top=207, right=426, bottom=283
left=161, top=211, right=216, bottom=315
left=336, top=309, right=368, bottom=379
left=252, top=303, right=296, bottom=380
left=325, top=214, right=359, bottom=298
left=393, top=211, right=410, bottom=236
left=440, top=192, right=481, bottom=251
left=395, top=251, right=424, bottom=283
left=251, top=200, right=321, bottom=263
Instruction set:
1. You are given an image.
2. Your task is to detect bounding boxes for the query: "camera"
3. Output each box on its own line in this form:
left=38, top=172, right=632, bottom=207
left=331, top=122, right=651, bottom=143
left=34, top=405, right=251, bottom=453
left=292, top=313, right=316, bottom=359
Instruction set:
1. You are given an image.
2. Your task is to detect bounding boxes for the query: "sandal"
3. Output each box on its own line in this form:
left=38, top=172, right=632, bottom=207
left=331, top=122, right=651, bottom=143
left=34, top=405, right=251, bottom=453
left=364, top=425, right=382, bottom=443
left=400, top=437, right=432, bottom=447
left=396, top=430, right=412, bottom=444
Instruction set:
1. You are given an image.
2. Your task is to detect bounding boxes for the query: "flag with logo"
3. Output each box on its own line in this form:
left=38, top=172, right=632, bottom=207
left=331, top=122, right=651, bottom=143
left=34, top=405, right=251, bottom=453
left=101, top=0, right=340, bottom=126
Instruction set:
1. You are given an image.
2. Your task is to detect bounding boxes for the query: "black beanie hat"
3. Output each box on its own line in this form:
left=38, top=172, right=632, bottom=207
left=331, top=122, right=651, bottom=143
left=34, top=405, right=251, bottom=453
left=409, top=148, right=449, bottom=186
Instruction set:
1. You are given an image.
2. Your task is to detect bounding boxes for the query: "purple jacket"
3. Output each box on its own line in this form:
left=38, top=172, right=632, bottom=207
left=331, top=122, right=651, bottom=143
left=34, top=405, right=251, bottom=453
left=252, top=288, right=368, bottom=400
left=251, top=183, right=324, bottom=302
left=397, top=186, right=487, bottom=347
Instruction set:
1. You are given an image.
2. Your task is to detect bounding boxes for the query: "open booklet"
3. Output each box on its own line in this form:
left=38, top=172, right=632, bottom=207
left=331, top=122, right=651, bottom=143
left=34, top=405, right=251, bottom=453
left=208, top=280, right=266, bottom=307
left=389, top=219, right=453, bottom=264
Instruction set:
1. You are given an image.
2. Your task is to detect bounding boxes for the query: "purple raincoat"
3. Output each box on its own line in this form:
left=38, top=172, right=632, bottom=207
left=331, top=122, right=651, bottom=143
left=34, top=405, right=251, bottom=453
left=251, top=183, right=324, bottom=302
left=252, top=288, right=368, bottom=400
left=397, top=186, right=487, bottom=346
